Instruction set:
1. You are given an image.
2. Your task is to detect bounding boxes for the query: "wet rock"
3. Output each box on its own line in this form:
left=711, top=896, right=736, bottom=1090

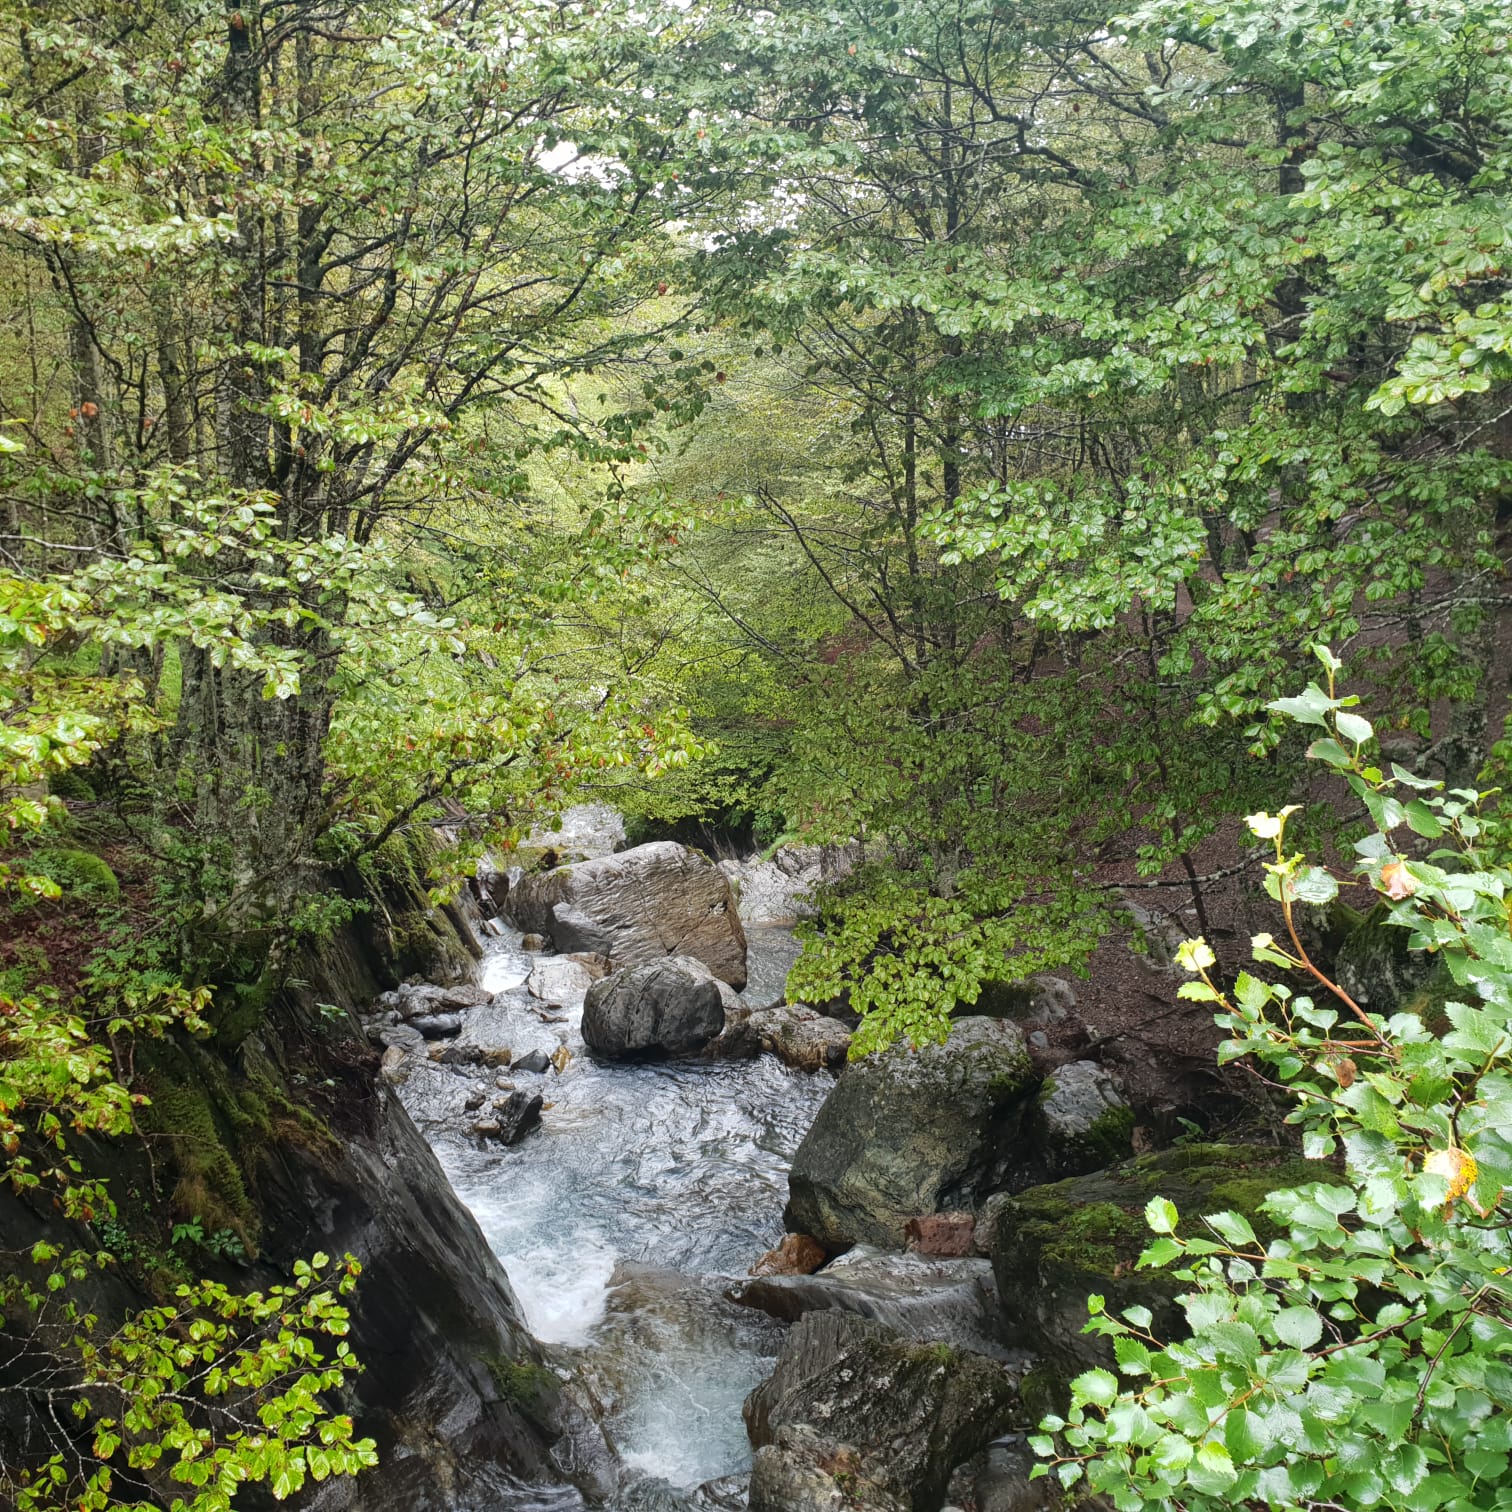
left=379, top=1045, right=413, bottom=1085
left=509, top=841, right=748, bottom=989
left=488, top=1089, right=543, bottom=1145
left=582, top=956, right=727, bottom=1059
left=279, top=1078, right=589, bottom=1505
left=481, top=916, right=509, bottom=938
left=527, top=956, right=595, bottom=1010
left=974, top=1435, right=1054, bottom=1512
left=447, top=992, right=532, bottom=1065
left=748, top=1003, right=851, bottom=1072
left=471, top=1118, right=502, bottom=1138
left=905, top=1212, right=976, bottom=1258
left=744, top=1311, right=1017, bottom=1510
left=982, top=1142, right=1343, bottom=1401
left=512, top=1048, right=551, bottom=1074
left=717, top=856, right=821, bottom=926
left=394, top=981, right=492, bottom=1016
left=750, top=1233, right=828, bottom=1277
left=409, top=1012, right=462, bottom=1039
left=464, top=1089, right=487, bottom=1111
left=706, top=1002, right=847, bottom=1071
left=703, top=1002, right=763, bottom=1060
left=619, top=1473, right=749, bottom=1510
left=494, top=1074, right=515, bottom=1090
left=732, top=1247, right=1010, bottom=1360
left=564, top=951, right=612, bottom=979
left=435, top=1042, right=511, bottom=1067
left=785, top=1017, right=1036, bottom=1249
left=1031, top=1060, right=1132, bottom=1180
left=749, top=1424, right=907, bottom=1512
left=520, top=932, right=551, bottom=951
left=378, top=1022, right=426, bottom=1054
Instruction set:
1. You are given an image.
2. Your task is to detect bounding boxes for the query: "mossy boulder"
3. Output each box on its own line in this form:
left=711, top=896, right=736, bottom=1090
left=28, top=846, right=119, bottom=899
left=785, top=1017, right=1036, bottom=1250
left=1028, top=1060, right=1133, bottom=1181
left=984, top=1142, right=1343, bottom=1401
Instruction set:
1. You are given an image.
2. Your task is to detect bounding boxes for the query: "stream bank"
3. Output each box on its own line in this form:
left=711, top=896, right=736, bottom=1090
left=381, top=806, right=833, bottom=1506
left=357, top=810, right=1315, bottom=1511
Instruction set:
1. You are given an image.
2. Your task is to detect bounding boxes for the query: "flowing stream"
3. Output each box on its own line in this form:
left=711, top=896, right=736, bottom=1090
left=398, top=905, right=830, bottom=1508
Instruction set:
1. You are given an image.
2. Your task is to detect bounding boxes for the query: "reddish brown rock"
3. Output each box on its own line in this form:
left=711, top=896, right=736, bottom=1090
left=903, top=1212, right=976, bottom=1258
left=750, top=1233, right=828, bottom=1277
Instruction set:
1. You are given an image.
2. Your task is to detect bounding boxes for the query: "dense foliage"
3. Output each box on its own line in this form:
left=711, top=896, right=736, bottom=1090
left=3, top=0, right=1511, bottom=1501
left=1040, top=660, right=1512, bottom=1511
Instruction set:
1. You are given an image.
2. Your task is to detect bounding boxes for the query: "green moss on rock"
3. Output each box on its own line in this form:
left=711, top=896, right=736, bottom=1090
left=486, top=1357, right=555, bottom=1409
left=29, top=846, right=119, bottom=899
left=985, top=1142, right=1346, bottom=1407
left=138, top=1077, right=259, bottom=1246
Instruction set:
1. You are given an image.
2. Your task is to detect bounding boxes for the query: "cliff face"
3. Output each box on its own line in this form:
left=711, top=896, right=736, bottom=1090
left=232, top=867, right=612, bottom=1510
left=0, top=846, right=610, bottom=1511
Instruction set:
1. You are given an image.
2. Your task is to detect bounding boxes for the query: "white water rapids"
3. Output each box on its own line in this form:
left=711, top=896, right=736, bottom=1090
left=400, top=917, right=830, bottom=1507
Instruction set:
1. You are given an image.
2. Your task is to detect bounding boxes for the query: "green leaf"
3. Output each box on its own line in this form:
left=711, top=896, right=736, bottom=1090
left=1205, top=1210, right=1257, bottom=1246
left=1138, top=1237, right=1184, bottom=1269
left=1145, top=1196, right=1179, bottom=1234
left=1307, top=737, right=1351, bottom=767
left=1403, top=799, right=1444, bottom=838
left=1290, top=866, right=1338, bottom=904
left=1272, top=1306, right=1324, bottom=1349
left=1334, top=711, right=1373, bottom=745
left=1070, top=1368, right=1119, bottom=1408
left=1267, top=687, right=1333, bottom=728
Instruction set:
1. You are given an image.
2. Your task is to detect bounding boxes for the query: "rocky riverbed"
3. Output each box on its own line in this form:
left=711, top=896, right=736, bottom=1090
left=358, top=813, right=1308, bottom=1511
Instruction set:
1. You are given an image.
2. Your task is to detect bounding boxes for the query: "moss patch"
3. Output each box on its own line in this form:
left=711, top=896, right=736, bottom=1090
left=28, top=846, right=119, bottom=899
left=1084, top=1104, right=1136, bottom=1162
left=138, top=1076, right=259, bottom=1246
left=996, top=1142, right=1344, bottom=1287
left=485, top=1357, right=555, bottom=1412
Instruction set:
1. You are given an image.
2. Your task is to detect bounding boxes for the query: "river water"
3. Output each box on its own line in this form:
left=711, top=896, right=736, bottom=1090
left=399, top=916, right=830, bottom=1508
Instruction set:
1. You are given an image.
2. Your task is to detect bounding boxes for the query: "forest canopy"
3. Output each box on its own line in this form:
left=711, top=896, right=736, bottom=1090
left=2, top=0, right=1511, bottom=1503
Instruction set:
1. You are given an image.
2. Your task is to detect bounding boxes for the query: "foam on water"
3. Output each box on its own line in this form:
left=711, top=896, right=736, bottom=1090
left=405, top=918, right=829, bottom=1500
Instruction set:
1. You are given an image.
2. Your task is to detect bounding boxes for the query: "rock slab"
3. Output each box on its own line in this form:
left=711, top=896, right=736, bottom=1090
left=749, top=1424, right=907, bottom=1512
left=508, top=842, right=748, bottom=989
left=744, top=1310, right=1017, bottom=1511
left=984, top=1141, right=1340, bottom=1398
left=731, top=1246, right=1010, bottom=1361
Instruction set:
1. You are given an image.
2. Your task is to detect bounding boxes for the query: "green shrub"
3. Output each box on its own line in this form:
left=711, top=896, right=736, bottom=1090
left=1038, top=652, right=1512, bottom=1512
left=28, top=846, right=119, bottom=899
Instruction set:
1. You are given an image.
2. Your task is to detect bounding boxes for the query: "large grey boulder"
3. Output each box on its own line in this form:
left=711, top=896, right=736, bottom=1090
left=581, top=956, right=729, bottom=1059
left=744, top=1311, right=1017, bottom=1511
left=729, top=1246, right=1009, bottom=1360
left=785, top=1017, right=1036, bottom=1249
left=508, top=842, right=748, bottom=989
